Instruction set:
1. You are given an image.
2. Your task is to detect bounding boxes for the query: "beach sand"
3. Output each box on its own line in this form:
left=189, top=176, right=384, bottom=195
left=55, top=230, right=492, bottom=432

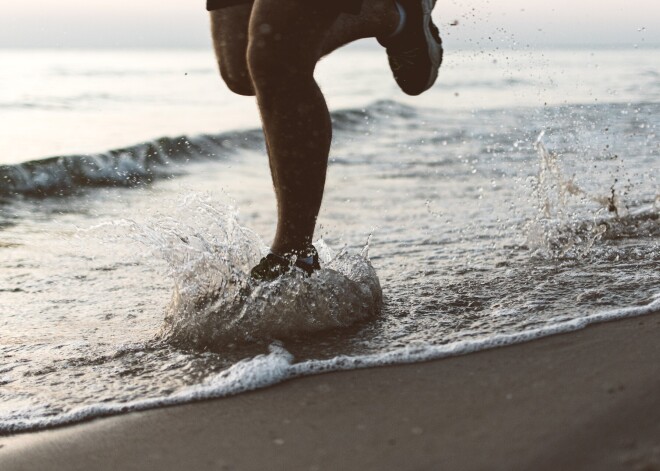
left=1, top=314, right=659, bottom=471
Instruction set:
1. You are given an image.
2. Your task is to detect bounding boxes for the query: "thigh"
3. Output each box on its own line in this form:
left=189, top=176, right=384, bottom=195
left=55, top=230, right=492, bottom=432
left=248, top=0, right=340, bottom=73
left=210, top=4, right=254, bottom=93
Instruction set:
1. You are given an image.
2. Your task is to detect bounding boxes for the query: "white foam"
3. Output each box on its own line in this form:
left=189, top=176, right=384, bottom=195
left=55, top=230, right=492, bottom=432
left=3, top=295, right=659, bottom=435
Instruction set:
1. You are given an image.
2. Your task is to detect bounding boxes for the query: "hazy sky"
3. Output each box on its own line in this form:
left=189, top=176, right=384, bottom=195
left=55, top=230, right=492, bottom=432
left=1, top=0, right=658, bottom=48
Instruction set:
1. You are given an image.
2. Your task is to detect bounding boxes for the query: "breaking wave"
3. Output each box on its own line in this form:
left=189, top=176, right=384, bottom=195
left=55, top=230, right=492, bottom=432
left=0, top=100, right=418, bottom=201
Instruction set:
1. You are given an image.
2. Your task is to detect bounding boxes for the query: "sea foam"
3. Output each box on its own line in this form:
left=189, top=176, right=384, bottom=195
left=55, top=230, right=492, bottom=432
left=2, top=294, right=658, bottom=434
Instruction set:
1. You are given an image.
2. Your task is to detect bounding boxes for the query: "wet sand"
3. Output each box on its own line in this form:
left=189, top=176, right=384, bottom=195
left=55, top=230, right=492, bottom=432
left=2, top=314, right=659, bottom=471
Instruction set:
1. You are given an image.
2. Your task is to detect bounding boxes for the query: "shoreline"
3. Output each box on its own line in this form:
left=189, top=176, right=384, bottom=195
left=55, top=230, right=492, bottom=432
left=2, top=314, right=660, bottom=470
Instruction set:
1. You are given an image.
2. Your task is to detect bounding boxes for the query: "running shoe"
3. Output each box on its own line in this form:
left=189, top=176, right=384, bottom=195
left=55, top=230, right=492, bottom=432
left=250, top=246, right=321, bottom=282
left=378, top=0, right=443, bottom=96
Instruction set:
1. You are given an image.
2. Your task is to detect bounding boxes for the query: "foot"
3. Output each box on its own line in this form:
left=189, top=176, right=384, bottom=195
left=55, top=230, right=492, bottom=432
left=250, top=246, right=321, bottom=282
left=378, top=0, right=443, bottom=96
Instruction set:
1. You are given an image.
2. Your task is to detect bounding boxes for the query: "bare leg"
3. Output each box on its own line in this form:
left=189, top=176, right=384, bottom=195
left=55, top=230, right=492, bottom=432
left=210, top=1, right=398, bottom=96
left=210, top=1, right=399, bottom=257
left=321, top=1, right=401, bottom=55
left=247, top=0, right=399, bottom=256
left=210, top=5, right=254, bottom=96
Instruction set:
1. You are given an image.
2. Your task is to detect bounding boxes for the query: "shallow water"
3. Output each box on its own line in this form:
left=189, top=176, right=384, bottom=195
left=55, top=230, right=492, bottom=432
left=1, top=47, right=659, bottom=433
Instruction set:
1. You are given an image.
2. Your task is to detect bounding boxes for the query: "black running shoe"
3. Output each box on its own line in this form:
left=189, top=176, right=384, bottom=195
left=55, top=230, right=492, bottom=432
left=250, top=247, right=321, bottom=282
left=378, top=0, right=443, bottom=96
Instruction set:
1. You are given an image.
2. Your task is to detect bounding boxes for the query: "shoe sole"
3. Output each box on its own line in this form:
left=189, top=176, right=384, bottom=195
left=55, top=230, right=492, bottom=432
left=418, top=0, right=442, bottom=95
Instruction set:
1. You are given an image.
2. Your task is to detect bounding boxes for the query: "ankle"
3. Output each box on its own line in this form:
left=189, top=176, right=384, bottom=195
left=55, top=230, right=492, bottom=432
left=270, top=244, right=314, bottom=259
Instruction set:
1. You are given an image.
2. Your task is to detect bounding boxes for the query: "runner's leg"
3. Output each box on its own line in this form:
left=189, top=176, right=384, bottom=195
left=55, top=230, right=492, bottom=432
left=321, top=0, right=401, bottom=54
left=210, top=5, right=255, bottom=96
left=210, top=1, right=398, bottom=97
left=248, top=0, right=400, bottom=256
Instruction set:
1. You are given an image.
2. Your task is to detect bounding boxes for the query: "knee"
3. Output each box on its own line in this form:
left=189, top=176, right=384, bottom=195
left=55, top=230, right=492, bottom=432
left=218, top=61, right=255, bottom=97
left=245, top=41, right=282, bottom=90
left=210, top=9, right=255, bottom=97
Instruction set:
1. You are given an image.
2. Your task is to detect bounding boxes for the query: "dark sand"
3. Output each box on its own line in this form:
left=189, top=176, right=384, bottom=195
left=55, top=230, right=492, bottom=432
left=2, top=315, right=659, bottom=471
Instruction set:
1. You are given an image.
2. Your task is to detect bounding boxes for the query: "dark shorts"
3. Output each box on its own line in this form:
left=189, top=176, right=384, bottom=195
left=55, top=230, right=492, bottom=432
left=206, top=0, right=363, bottom=14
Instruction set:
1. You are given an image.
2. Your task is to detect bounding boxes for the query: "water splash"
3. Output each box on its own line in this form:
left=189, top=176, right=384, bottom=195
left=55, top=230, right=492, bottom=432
left=522, top=132, right=659, bottom=259
left=123, top=194, right=382, bottom=350
left=523, top=133, right=605, bottom=258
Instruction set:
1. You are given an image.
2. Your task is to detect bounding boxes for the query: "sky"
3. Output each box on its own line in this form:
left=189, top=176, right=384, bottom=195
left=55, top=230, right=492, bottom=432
left=0, top=0, right=658, bottom=49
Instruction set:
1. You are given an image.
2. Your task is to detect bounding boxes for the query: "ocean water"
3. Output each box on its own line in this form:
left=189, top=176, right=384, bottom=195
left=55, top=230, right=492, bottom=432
left=0, top=46, right=659, bottom=433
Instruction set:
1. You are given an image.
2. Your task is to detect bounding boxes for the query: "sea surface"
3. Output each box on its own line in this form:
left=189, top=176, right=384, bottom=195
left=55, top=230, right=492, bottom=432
left=0, top=46, right=658, bottom=433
